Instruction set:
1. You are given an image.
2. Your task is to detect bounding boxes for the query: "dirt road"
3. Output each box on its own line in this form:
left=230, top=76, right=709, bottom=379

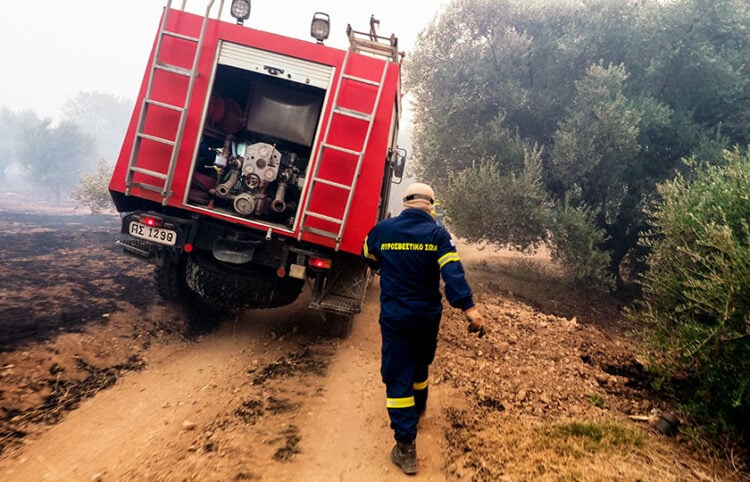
left=0, top=290, right=451, bottom=481
left=0, top=195, right=746, bottom=481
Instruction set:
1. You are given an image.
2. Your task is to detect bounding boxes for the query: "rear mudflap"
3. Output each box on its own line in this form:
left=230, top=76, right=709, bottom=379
left=309, top=253, right=370, bottom=315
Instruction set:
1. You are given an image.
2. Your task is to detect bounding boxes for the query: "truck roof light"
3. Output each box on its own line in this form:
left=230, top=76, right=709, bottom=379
left=311, top=12, right=330, bottom=44
left=230, top=0, right=251, bottom=25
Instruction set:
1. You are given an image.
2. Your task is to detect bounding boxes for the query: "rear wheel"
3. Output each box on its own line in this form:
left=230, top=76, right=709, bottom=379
left=154, top=254, right=223, bottom=332
left=185, top=253, right=304, bottom=309
left=154, top=254, right=190, bottom=303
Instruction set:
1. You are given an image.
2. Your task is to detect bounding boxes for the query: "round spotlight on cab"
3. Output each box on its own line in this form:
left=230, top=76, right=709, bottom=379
left=230, top=0, right=251, bottom=25
left=311, top=12, right=330, bottom=44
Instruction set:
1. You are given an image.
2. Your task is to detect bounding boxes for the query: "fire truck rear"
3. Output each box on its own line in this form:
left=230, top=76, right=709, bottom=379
left=108, top=1, right=406, bottom=331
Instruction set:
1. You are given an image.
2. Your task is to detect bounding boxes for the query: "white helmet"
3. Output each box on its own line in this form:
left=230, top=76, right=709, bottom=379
left=403, top=182, right=435, bottom=213
left=403, top=182, right=435, bottom=204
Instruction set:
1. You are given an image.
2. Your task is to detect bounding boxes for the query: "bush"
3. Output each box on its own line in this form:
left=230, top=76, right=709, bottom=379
left=441, top=147, right=614, bottom=287
left=548, top=195, right=613, bottom=286
left=441, top=147, right=549, bottom=252
left=72, top=160, right=114, bottom=214
left=637, top=148, right=750, bottom=437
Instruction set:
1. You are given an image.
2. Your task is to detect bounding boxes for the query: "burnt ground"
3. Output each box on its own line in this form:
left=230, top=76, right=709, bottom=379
left=0, top=211, right=154, bottom=350
left=0, top=205, right=168, bottom=451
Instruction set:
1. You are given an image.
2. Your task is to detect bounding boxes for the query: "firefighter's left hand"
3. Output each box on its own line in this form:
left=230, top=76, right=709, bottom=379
left=464, top=307, right=486, bottom=338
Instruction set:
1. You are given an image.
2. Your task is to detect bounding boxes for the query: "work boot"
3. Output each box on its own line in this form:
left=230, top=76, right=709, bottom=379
left=391, top=440, right=417, bottom=475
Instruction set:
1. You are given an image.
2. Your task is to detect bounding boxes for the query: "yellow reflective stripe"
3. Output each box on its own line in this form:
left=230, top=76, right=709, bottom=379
left=438, top=252, right=460, bottom=268
left=413, top=379, right=429, bottom=391
left=386, top=396, right=415, bottom=409
left=363, top=236, right=378, bottom=261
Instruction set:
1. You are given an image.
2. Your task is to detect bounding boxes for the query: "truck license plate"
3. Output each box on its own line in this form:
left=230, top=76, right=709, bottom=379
left=129, top=221, right=177, bottom=246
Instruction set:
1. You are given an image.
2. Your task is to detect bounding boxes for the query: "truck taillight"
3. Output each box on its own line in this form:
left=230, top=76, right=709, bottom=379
left=138, top=214, right=164, bottom=228
left=309, top=257, right=331, bottom=269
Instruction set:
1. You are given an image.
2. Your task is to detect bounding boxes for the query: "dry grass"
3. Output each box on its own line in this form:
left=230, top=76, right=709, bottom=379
left=445, top=410, right=733, bottom=481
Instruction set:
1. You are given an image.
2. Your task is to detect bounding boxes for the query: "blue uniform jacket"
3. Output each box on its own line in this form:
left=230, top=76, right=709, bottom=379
left=361, top=208, right=474, bottom=318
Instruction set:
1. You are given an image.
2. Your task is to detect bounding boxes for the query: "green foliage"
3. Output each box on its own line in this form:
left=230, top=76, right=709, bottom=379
left=552, top=63, right=643, bottom=216
left=548, top=194, right=613, bottom=286
left=406, top=0, right=534, bottom=185
left=586, top=392, right=609, bottom=409
left=441, top=146, right=548, bottom=251
left=0, top=109, right=41, bottom=184
left=19, top=119, right=95, bottom=200
left=637, top=147, right=750, bottom=435
left=1, top=92, right=130, bottom=199
left=72, top=160, right=115, bottom=214
left=0, top=110, right=18, bottom=182
left=545, top=421, right=644, bottom=455
left=405, top=0, right=750, bottom=287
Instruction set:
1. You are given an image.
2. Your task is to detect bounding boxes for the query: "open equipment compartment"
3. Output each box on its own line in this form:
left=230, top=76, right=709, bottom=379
left=186, top=41, right=332, bottom=230
left=107, top=3, right=405, bottom=317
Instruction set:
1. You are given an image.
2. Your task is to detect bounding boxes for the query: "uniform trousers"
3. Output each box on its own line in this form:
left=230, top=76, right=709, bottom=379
left=379, top=312, right=441, bottom=443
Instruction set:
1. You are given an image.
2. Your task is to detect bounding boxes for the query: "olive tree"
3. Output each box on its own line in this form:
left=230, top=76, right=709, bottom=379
left=405, top=0, right=750, bottom=286
left=19, top=119, right=95, bottom=201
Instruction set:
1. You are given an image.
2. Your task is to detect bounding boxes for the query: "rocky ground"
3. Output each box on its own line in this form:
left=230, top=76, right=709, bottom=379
left=0, top=191, right=747, bottom=481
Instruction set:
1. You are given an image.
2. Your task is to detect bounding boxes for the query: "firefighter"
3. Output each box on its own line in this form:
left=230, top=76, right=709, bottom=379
left=361, top=182, right=486, bottom=475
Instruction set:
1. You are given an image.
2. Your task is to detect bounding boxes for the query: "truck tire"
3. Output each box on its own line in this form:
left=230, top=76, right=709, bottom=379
left=185, top=253, right=304, bottom=309
left=154, top=255, right=190, bottom=303
left=154, top=255, right=224, bottom=332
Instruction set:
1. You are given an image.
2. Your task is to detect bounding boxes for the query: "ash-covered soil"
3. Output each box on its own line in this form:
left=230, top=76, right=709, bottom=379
left=0, top=196, right=180, bottom=454
left=0, top=211, right=154, bottom=350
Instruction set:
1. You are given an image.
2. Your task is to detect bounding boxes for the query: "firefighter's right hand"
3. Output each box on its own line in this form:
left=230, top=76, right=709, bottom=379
left=464, top=307, right=486, bottom=338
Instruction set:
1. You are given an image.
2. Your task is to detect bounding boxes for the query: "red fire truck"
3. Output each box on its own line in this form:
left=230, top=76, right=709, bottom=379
left=108, top=0, right=406, bottom=330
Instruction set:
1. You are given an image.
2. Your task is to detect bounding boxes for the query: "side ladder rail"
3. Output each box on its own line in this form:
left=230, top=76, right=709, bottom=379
left=299, top=50, right=390, bottom=249
left=298, top=49, right=358, bottom=241
left=125, top=0, right=219, bottom=205
left=331, top=59, right=389, bottom=247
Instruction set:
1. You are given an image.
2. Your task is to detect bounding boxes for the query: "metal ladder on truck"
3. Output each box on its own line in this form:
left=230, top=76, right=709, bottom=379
left=125, top=0, right=222, bottom=205
left=298, top=23, right=400, bottom=251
